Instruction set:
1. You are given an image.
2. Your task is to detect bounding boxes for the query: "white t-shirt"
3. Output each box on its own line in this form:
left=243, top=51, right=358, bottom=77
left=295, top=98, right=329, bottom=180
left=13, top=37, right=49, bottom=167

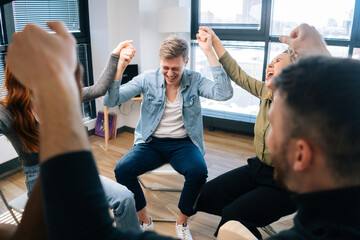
left=152, top=89, right=188, bottom=138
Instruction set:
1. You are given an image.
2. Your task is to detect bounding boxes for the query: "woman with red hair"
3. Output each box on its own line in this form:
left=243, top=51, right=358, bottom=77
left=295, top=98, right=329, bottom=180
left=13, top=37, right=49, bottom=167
left=0, top=41, right=142, bottom=232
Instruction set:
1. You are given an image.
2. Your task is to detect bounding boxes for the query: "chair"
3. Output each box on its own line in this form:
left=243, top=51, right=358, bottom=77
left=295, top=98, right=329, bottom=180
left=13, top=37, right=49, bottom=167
left=218, top=213, right=296, bottom=239
left=260, top=212, right=296, bottom=237
left=0, top=187, right=28, bottom=224
left=218, top=220, right=257, bottom=240
left=137, top=163, right=182, bottom=192
left=137, top=163, right=182, bottom=222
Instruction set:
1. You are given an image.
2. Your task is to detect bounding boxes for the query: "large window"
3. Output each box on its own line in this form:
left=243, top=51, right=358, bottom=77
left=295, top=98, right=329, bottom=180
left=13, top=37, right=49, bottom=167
left=192, top=0, right=360, bottom=130
left=271, top=0, right=355, bottom=40
left=200, top=0, right=262, bottom=30
left=0, top=0, right=95, bottom=121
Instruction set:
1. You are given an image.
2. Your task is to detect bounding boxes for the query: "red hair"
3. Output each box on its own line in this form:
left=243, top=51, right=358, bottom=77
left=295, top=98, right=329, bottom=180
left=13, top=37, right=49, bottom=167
left=0, top=66, right=39, bottom=152
left=0, top=63, right=84, bottom=153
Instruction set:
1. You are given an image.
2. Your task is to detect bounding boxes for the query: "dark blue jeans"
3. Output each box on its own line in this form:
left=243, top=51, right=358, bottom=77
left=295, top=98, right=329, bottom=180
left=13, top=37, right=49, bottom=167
left=114, top=137, right=208, bottom=217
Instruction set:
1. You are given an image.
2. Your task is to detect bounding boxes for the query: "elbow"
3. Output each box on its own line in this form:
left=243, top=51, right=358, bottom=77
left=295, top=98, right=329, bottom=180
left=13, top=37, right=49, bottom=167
left=219, top=87, right=233, bottom=101
left=102, top=96, right=114, bottom=107
left=223, top=90, right=233, bottom=100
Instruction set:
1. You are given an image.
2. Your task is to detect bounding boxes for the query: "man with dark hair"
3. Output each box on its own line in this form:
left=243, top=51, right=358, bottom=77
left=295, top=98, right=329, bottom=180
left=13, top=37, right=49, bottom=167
left=265, top=24, right=360, bottom=239
left=217, top=24, right=360, bottom=240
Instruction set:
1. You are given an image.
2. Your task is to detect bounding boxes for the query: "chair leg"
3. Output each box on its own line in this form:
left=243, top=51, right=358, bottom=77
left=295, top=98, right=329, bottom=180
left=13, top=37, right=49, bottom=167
left=261, top=225, right=278, bottom=237
left=0, top=188, right=20, bottom=225
left=152, top=219, right=177, bottom=223
left=137, top=177, right=182, bottom=192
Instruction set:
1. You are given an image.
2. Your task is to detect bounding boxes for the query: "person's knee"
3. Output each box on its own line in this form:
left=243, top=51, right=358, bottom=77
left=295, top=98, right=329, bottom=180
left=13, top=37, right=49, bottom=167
left=186, top=166, right=208, bottom=183
left=221, top=204, right=252, bottom=224
left=114, top=162, right=132, bottom=183
left=113, top=190, right=136, bottom=216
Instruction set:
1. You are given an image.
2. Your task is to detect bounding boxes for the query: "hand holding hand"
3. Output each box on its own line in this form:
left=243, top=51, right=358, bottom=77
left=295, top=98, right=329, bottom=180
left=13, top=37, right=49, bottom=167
left=119, top=45, right=136, bottom=67
left=279, top=23, right=331, bottom=58
left=196, top=29, right=213, bottom=54
left=112, top=40, right=133, bottom=55
left=199, top=27, right=219, bottom=45
left=7, top=21, right=77, bottom=95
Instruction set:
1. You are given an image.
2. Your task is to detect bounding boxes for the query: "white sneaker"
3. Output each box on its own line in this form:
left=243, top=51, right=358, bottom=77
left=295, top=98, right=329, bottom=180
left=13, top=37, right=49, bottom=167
left=175, top=223, right=193, bottom=240
left=140, top=217, right=154, bottom=232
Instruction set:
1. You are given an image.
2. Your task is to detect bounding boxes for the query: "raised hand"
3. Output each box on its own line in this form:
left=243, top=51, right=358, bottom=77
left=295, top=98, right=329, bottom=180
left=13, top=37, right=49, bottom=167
left=112, top=40, right=134, bottom=56
left=118, top=45, right=136, bottom=69
left=279, top=23, right=331, bottom=58
left=196, top=29, right=212, bottom=53
left=7, top=21, right=77, bottom=95
left=198, top=27, right=226, bottom=59
left=199, top=27, right=219, bottom=44
left=196, top=28, right=220, bottom=67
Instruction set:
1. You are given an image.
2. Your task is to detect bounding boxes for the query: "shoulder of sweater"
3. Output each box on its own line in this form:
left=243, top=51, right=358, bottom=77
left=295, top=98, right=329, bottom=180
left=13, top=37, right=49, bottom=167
left=0, top=104, right=12, bottom=132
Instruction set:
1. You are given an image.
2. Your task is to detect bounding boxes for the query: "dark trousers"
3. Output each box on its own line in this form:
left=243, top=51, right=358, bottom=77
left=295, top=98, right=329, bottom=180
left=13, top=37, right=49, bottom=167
left=194, top=157, right=297, bottom=239
left=114, top=137, right=208, bottom=217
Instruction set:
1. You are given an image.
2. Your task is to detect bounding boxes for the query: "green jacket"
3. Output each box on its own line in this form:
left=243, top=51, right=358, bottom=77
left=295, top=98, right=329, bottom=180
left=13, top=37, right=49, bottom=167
left=219, top=51, right=273, bottom=166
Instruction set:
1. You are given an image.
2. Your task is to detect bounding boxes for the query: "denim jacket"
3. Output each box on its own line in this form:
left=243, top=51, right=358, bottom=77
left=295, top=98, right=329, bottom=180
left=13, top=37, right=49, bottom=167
left=103, top=66, right=233, bottom=155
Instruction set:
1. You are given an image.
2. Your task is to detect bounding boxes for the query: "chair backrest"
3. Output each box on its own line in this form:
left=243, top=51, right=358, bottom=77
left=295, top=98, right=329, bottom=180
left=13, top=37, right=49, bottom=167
left=9, top=193, right=28, bottom=213
left=0, top=187, right=28, bottom=224
left=217, top=220, right=257, bottom=240
left=147, top=163, right=180, bottom=175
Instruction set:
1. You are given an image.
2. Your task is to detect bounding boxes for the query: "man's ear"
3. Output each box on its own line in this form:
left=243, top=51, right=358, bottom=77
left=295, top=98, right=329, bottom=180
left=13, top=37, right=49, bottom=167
left=185, top=58, right=189, bottom=66
left=293, top=139, right=312, bottom=172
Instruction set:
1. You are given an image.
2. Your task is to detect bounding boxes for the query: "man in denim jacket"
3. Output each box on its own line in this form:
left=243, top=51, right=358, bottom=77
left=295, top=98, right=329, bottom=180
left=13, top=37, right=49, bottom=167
left=103, top=32, right=233, bottom=240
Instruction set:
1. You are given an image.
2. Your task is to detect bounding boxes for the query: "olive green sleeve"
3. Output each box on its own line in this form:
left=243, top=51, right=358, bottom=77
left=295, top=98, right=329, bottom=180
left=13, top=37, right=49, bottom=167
left=219, top=51, right=267, bottom=99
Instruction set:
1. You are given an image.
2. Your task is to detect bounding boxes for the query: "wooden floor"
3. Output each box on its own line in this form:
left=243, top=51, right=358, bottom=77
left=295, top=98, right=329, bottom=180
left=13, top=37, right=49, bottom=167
left=0, top=129, right=293, bottom=239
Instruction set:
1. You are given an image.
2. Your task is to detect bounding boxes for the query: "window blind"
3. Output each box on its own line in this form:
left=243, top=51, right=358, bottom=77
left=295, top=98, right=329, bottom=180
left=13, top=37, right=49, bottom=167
left=0, top=54, right=6, bottom=99
left=13, top=0, right=80, bottom=33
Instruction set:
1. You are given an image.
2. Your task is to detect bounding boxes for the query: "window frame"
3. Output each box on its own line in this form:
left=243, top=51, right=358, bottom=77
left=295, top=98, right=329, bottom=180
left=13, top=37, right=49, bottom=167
left=191, top=0, right=272, bottom=42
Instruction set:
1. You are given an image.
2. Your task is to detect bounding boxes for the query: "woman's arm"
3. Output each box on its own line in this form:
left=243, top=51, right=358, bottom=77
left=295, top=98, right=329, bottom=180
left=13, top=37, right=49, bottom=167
left=81, top=41, right=135, bottom=102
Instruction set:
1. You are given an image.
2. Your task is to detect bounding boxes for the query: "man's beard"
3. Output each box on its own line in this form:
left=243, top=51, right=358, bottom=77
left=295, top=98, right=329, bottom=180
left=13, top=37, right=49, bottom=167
left=271, top=141, right=291, bottom=191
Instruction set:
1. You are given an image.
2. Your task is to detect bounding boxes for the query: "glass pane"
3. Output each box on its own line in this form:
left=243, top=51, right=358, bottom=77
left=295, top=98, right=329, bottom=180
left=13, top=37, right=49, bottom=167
left=13, top=0, right=80, bottom=33
left=192, top=41, right=264, bottom=122
left=327, top=46, right=349, bottom=58
left=271, top=0, right=355, bottom=40
left=200, top=0, right=262, bottom=29
left=269, top=42, right=349, bottom=62
left=77, top=44, right=93, bottom=121
left=0, top=53, right=6, bottom=99
left=352, top=48, right=360, bottom=60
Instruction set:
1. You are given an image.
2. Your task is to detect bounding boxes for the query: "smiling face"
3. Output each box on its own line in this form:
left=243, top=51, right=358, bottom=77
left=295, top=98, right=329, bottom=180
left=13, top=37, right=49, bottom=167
left=160, top=56, right=188, bottom=87
left=265, top=53, right=292, bottom=89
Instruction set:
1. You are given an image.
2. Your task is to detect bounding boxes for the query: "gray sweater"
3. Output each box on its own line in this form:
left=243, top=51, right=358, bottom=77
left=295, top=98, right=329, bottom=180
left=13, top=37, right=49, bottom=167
left=0, top=54, right=120, bottom=166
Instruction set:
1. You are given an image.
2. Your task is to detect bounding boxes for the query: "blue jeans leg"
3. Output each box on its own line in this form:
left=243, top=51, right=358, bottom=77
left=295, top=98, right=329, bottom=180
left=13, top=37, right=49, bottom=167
left=99, top=175, right=141, bottom=232
left=23, top=164, right=40, bottom=196
left=114, top=143, right=164, bottom=211
left=168, top=139, right=208, bottom=216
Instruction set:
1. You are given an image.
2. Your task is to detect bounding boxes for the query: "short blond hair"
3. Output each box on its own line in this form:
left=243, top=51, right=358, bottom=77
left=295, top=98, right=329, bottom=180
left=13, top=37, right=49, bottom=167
left=159, top=36, right=189, bottom=62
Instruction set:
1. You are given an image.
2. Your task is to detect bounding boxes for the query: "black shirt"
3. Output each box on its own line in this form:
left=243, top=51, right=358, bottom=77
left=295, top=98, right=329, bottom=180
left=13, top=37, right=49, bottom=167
left=269, top=185, right=360, bottom=240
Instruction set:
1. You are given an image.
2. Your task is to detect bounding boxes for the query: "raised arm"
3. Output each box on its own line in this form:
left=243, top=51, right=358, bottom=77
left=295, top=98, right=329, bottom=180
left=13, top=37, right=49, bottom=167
left=197, top=29, right=220, bottom=67
left=102, top=45, right=142, bottom=107
left=199, top=27, right=227, bottom=59
left=199, top=27, right=266, bottom=99
left=81, top=40, right=135, bottom=102
left=195, top=30, right=233, bottom=101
